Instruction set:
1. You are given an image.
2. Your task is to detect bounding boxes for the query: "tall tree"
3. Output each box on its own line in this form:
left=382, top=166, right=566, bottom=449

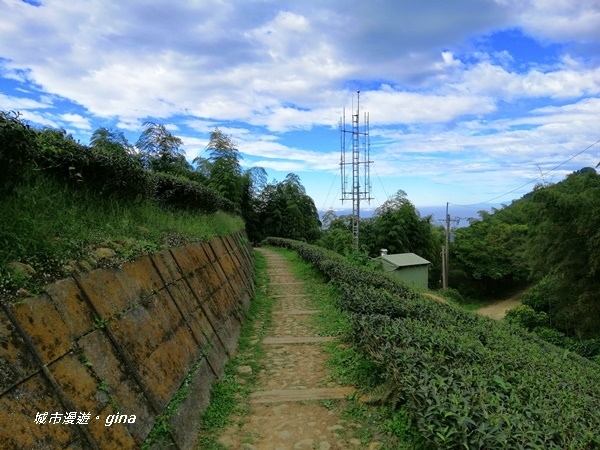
left=317, top=210, right=355, bottom=255
left=451, top=167, right=600, bottom=337
left=199, top=128, right=244, bottom=206
left=259, top=174, right=321, bottom=242
left=367, top=190, right=443, bottom=286
left=90, top=127, right=135, bottom=156
left=453, top=214, right=529, bottom=296
left=526, top=168, right=600, bottom=337
left=240, top=166, right=268, bottom=243
left=136, top=121, right=185, bottom=173
left=0, top=111, right=37, bottom=193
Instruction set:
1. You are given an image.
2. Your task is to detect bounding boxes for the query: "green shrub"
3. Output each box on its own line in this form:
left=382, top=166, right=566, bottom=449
left=504, top=304, right=548, bottom=330
left=36, top=136, right=152, bottom=201
left=567, top=338, right=600, bottom=359
left=533, top=327, right=568, bottom=347
left=521, top=275, right=562, bottom=313
left=0, top=111, right=37, bottom=193
left=151, top=172, right=237, bottom=214
left=437, top=287, right=467, bottom=304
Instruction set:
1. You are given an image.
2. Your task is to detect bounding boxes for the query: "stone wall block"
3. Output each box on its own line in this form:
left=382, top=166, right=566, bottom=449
left=1, top=232, right=255, bottom=449
left=215, top=314, right=242, bottom=356
left=227, top=243, right=253, bottom=293
left=168, top=357, right=216, bottom=449
left=77, top=329, right=155, bottom=444
left=170, top=244, right=211, bottom=278
left=204, top=329, right=229, bottom=375
left=108, top=288, right=194, bottom=367
left=48, top=353, right=137, bottom=448
left=165, top=279, right=212, bottom=346
left=9, top=294, right=72, bottom=365
left=150, top=250, right=184, bottom=285
left=0, top=308, right=39, bottom=394
left=201, top=241, right=218, bottom=263
left=45, top=278, right=95, bottom=339
left=0, top=372, right=85, bottom=449
left=76, top=255, right=164, bottom=320
left=137, top=325, right=198, bottom=409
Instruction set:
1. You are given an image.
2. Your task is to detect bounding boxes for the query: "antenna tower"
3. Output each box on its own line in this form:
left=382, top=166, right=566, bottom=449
left=340, top=90, right=373, bottom=247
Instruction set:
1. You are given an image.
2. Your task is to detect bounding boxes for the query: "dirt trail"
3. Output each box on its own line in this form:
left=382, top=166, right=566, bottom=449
left=217, top=248, right=364, bottom=450
left=423, top=291, right=522, bottom=320
left=476, top=294, right=522, bottom=320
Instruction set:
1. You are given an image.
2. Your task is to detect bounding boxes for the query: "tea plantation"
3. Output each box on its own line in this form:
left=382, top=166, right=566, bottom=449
left=265, top=238, right=600, bottom=450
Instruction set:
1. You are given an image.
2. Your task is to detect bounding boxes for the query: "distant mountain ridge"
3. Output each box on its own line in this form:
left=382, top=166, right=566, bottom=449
left=319, top=204, right=501, bottom=228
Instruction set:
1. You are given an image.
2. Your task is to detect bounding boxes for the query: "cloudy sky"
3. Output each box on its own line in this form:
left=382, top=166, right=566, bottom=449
left=1, top=0, right=599, bottom=216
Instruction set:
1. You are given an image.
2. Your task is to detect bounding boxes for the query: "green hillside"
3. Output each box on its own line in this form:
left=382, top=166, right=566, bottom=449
left=265, top=237, right=600, bottom=450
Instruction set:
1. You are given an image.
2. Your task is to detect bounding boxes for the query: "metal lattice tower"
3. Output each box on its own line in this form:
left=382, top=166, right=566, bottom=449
left=340, top=90, right=373, bottom=247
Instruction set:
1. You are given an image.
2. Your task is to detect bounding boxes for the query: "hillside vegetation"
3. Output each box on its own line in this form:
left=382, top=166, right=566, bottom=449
left=450, top=168, right=600, bottom=360
left=265, top=237, right=600, bottom=450
left=318, top=190, right=445, bottom=284
left=0, top=111, right=247, bottom=298
left=1, top=110, right=326, bottom=299
left=317, top=165, right=600, bottom=359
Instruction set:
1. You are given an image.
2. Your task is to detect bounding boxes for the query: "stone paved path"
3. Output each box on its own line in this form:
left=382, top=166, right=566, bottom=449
left=217, top=248, right=364, bottom=450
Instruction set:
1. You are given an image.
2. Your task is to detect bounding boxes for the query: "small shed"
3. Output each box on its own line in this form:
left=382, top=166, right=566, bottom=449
left=376, top=251, right=431, bottom=289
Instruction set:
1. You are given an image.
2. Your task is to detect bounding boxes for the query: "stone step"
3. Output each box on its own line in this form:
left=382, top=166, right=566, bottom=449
left=249, top=387, right=355, bottom=403
left=272, top=310, right=321, bottom=315
left=270, top=294, right=309, bottom=298
left=263, top=336, right=336, bottom=345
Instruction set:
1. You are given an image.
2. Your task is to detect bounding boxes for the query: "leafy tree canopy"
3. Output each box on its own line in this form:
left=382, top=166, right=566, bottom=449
left=90, top=127, right=135, bottom=156
left=452, top=167, right=600, bottom=337
left=136, top=121, right=184, bottom=173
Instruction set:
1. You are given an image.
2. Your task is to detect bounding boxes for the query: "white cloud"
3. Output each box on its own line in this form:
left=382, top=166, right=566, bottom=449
left=19, top=110, right=58, bottom=127
left=452, top=61, right=600, bottom=99
left=0, top=0, right=511, bottom=129
left=59, top=113, right=91, bottom=130
left=0, top=92, right=52, bottom=110
left=1, top=0, right=597, bottom=134
left=513, top=0, right=600, bottom=42
left=251, top=160, right=308, bottom=172
left=363, top=89, right=497, bottom=124
left=239, top=138, right=339, bottom=170
left=1, top=0, right=599, bottom=209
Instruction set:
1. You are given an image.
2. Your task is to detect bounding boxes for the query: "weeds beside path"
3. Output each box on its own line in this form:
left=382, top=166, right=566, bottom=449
left=198, top=247, right=424, bottom=449
left=214, top=247, right=365, bottom=449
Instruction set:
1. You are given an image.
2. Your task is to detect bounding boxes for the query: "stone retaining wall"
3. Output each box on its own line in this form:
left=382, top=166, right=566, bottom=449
left=0, top=231, right=254, bottom=449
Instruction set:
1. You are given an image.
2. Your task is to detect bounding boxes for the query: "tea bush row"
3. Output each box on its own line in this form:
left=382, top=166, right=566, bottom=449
left=264, top=237, right=600, bottom=449
left=0, top=112, right=236, bottom=214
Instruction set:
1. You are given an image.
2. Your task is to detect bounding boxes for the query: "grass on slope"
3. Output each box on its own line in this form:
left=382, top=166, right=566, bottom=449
left=0, top=174, right=244, bottom=299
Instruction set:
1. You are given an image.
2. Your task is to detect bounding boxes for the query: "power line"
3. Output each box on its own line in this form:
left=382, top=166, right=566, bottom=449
left=450, top=138, right=600, bottom=208
left=371, top=162, right=390, bottom=203
left=370, top=162, right=415, bottom=254
left=320, top=172, right=338, bottom=213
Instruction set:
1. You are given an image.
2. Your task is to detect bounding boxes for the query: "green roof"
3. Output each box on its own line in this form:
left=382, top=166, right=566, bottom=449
left=378, top=253, right=431, bottom=269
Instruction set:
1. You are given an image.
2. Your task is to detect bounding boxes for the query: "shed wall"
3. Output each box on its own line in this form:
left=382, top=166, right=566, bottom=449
left=389, top=265, right=428, bottom=289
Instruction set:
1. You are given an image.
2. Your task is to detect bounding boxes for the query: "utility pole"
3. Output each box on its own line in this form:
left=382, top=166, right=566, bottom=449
left=442, top=202, right=459, bottom=289
left=340, top=91, right=373, bottom=248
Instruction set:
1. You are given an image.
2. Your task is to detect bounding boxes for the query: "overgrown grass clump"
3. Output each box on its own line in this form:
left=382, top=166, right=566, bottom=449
left=196, top=250, right=273, bottom=449
left=0, top=174, right=243, bottom=297
left=0, top=111, right=243, bottom=298
left=264, top=237, right=600, bottom=450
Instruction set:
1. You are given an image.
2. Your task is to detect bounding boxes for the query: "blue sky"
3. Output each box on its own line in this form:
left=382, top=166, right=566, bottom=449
left=1, top=0, right=599, bottom=219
